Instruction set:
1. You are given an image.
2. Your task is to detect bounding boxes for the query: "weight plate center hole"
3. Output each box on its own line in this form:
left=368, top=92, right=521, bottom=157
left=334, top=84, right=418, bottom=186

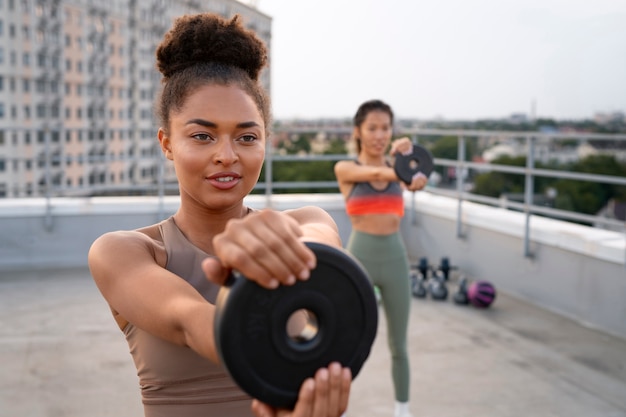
left=409, top=160, right=419, bottom=170
left=286, top=308, right=319, bottom=344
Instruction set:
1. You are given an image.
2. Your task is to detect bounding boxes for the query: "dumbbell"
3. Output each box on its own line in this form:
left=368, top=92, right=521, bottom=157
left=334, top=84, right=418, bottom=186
left=393, top=144, right=434, bottom=184
left=417, top=257, right=430, bottom=279
left=437, top=257, right=458, bottom=281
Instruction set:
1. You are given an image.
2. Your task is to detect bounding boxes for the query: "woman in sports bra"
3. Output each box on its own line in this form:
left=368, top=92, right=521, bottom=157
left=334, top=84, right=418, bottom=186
left=88, top=13, right=351, bottom=417
left=334, top=99, right=427, bottom=417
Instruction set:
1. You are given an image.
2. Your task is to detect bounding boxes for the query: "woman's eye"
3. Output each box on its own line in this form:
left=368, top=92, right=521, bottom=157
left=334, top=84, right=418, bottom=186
left=192, top=133, right=212, bottom=141
left=239, top=134, right=257, bottom=143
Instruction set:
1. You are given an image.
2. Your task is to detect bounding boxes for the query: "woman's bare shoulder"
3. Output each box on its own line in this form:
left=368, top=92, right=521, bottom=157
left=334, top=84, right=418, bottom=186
left=334, top=159, right=357, bottom=172
left=88, top=224, right=165, bottom=268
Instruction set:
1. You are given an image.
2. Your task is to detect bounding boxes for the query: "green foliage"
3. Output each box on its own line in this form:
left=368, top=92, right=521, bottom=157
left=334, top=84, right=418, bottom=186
left=258, top=159, right=339, bottom=194
left=429, top=135, right=477, bottom=161
left=324, top=138, right=347, bottom=155
left=472, top=155, right=526, bottom=197
left=471, top=153, right=626, bottom=215
left=291, top=135, right=312, bottom=154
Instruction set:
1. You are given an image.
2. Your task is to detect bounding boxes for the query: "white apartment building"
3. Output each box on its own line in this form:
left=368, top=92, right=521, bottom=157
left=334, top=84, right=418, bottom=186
left=0, top=0, right=271, bottom=197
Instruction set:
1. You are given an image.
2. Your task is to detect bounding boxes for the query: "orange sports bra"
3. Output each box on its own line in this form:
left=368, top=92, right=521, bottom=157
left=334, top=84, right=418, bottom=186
left=344, top=162, right=404, bottom=217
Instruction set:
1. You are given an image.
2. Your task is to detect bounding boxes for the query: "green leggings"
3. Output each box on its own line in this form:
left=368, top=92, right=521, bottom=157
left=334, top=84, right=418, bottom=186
left=346, top=230, right=411, bottom=402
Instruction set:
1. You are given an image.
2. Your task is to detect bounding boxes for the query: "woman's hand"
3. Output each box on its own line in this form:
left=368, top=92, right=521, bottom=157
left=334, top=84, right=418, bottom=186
left=406, top=171, right=428, bottom=192
left=251, top=362, right=351, bottom=417
left=201, top=209, right=318, bottom=289
left=389, top=136, right=413, bottom=156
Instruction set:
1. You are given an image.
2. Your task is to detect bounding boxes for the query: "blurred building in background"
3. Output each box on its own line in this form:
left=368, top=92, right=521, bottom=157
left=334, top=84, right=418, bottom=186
left=0, top=0, right=271, bottom=198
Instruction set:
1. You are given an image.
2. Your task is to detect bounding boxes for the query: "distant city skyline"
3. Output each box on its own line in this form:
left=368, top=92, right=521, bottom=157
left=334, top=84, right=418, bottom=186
left=257, top=0, right=626, bottom=121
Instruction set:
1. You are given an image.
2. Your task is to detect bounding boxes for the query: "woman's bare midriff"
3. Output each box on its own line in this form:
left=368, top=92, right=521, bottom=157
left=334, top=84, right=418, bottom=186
left=349, top=213, right=402, bottom=235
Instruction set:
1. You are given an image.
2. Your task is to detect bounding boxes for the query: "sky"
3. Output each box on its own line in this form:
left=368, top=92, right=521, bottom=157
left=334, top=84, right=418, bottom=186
left=252, top=0, right=626, bottom=121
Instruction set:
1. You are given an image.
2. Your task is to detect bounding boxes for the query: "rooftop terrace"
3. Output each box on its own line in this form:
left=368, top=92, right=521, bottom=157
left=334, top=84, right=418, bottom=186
left=0, top=191, right=625, bottom=416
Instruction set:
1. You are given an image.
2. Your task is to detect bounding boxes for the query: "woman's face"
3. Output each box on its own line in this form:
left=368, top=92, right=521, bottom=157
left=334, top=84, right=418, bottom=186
left=355, top=110, right=393, bottom=156
left=159, top=84, right=266, bottom=211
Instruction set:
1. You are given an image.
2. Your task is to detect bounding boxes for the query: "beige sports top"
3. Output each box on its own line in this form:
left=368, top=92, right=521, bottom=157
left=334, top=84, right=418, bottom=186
left=122, top=216, right=253, bottom=417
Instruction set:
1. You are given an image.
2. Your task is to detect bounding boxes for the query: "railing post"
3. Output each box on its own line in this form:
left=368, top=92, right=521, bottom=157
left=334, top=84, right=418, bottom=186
left=265, top=137, right=273, bottom=208
left=410, top=136, right=417, bottom=225
left=157, top=151, right=165, bottom=220
left=456, top=135, right=466, bottom=238
left=44, top=128, right=53, bottom=231
left=524, top=135, right=535, bottom=258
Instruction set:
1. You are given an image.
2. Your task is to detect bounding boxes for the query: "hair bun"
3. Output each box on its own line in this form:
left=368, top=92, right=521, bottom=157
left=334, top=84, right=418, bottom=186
left=156, top=13, right=268, bottom=81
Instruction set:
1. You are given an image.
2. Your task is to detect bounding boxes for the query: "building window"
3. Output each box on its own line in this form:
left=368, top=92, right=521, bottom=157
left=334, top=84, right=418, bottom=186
left=36, top=103, right=45, bottom=118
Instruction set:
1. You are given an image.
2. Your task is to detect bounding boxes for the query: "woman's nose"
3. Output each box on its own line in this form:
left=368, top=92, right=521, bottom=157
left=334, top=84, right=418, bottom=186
left=213, top=139, right=238, bottom=165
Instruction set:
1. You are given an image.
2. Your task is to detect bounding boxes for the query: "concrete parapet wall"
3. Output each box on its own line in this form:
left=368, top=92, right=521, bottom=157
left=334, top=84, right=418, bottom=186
left=400, top=191, right=626, bottom=340
left=0, top=193, right=624, bottom=339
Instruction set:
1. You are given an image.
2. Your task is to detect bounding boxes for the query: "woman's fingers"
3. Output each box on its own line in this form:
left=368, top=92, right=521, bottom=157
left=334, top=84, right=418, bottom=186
left=326, top=363, right=344, bottom=415
left=389, top=136, right=412, bottom=155
left=249, top=363, right=351, bottom=417
left=212, top=209, right=317, bottom=288
left=408, top=172, right=428, bottom=191
left=200, top=257, right=230, bottom=285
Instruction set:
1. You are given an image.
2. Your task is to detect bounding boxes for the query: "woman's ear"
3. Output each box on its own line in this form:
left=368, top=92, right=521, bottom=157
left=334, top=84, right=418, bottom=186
left=352, top=126, right=360, bottom=140
left=158, top=128, right=173, bottom=160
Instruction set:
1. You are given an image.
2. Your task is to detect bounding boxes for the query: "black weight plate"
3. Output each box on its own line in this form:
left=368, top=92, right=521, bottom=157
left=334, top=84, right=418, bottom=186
left=394, top=144, right=434, bottom=184
left=214, top=242, right=378, bottom=409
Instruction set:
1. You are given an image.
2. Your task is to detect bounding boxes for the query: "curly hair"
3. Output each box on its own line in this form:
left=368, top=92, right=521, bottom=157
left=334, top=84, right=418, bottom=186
left=352, top=99, right=394, bottom=154
left=155, top=13, right=271, bottom=135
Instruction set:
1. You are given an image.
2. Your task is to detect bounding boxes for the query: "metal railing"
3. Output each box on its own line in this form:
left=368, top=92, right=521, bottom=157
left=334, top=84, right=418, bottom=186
left=410, top=129, right=626, bottom=257
left=3, top=129, right=626, bottom=252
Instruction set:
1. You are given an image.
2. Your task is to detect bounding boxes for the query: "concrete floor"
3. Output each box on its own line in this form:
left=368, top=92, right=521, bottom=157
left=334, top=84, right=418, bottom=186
left=1, top=268, right=625, bottom=417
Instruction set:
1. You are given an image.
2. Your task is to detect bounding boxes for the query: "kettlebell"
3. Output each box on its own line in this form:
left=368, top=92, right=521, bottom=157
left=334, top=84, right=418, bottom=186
left=453, top=276, right=470, bottom=305
left=428, top=272, right=448, bottom=301
left=411, top=271, right=427, bottom=298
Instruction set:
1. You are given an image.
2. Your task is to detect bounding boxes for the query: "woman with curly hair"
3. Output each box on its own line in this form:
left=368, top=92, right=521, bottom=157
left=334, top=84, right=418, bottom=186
left=88, top=13, right=351, bottom=417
